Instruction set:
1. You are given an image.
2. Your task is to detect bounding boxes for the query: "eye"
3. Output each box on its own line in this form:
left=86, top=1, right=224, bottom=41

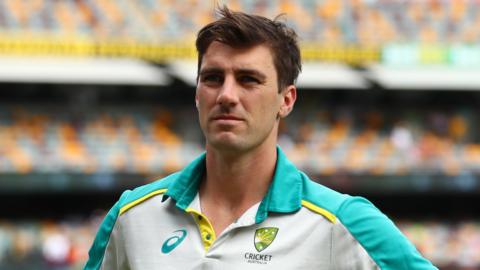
left=238, top=75, right=260, bottom=85
left=201, top=74, right=223, bottom=85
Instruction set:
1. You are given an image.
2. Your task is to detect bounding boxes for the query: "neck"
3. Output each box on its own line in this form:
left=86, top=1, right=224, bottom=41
left=200, top=136, right=277, bottom=235
left=202, top=142, right=277, bottom=209
left=199, top=127, right=279, bottom=235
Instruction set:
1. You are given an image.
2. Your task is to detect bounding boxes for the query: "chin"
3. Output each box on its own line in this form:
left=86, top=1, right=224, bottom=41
left=210, top=138, right=242, bottom=150
left=207, top=134, right=246, bottom=152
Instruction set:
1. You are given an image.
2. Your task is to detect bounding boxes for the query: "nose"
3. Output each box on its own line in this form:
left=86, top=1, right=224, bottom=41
left=216, top=76, right=239, bottom=107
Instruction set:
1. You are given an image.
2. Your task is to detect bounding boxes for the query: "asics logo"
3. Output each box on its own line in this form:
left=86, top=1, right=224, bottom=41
left=161, top=229, right=187, bottom=254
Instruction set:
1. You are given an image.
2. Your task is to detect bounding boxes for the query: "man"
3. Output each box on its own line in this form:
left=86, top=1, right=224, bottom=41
left=85, top=6, right=437, bottom=270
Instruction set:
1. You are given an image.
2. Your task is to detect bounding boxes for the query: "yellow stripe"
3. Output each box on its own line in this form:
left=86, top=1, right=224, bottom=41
left=119, top=189, right=168, bottom=215
left=186, top=208, right=216, bottom=251
left=301, top=200, right=336, bottom=223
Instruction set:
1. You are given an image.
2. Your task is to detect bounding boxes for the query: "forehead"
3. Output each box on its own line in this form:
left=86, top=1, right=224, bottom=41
left=201, top=41, right=276, bottom=73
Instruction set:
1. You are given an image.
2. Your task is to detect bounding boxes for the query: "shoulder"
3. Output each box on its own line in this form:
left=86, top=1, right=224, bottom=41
left=300, top=174, right=437, bottom=269
left=117, top=171, right=180, bottom=215
left=300, top=173, right=394, bottom=229
left=300, top=173, right=349, bottom=223
left=84, top=171, right=183, bottom=270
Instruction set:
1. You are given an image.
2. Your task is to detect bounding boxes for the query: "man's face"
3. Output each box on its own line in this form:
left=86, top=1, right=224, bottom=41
left=196, top=41, right=295, bottom=153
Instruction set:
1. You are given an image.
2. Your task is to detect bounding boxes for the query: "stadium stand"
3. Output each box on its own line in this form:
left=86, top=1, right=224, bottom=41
left=0, top=104, right=200, bottom=174
left=1, top=0, right=480, bottom=44
left=0, top=104, right=479, bottom=175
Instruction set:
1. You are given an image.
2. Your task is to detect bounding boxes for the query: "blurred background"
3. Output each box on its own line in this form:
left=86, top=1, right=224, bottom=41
left=0, top=0, right=479, bottom=269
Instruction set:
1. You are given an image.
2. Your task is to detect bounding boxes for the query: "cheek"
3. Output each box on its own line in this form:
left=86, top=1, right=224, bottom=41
left=195, top=94, right=206, bottom=120
left=197, top=102, right=209, bottom=124
left=251, top=95, right=281, bottom=122
left=197, top=87, right=218, bottom=104
left=196, top=90, right=212, bottom=111
left=196, top=91, right=217, bottom=128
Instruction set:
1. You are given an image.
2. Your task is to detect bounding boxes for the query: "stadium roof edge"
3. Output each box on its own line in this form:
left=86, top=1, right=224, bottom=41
left=367, top=65, right=480, bottom=90
left=0, top=57, right=171, bottom=86
left=2, top=57, right=480, bottom=91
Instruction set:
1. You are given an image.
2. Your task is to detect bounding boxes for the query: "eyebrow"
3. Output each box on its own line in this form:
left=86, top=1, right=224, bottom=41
left=199, top=67, right=267, bottom=81
left=199, top=67, right=223, bottom=76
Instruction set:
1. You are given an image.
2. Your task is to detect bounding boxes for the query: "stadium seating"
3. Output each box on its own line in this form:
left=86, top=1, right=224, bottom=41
left=1, top=105, right=479, bottom=175
left=0, top=0, right=480, bottom=45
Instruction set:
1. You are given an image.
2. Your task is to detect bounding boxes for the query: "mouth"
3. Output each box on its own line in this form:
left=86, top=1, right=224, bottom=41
left=214, top=115, right=241, bottom=120
left=211, top=115, right=244, bottom=122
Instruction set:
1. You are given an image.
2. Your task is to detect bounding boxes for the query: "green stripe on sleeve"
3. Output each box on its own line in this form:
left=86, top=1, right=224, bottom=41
left=84, top=191, right=130, bottom=270
left=337, top=196, right=438, bottom=270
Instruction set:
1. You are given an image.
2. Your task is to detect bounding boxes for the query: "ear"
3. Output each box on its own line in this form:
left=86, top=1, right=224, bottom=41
left=278, top=85, right=297, bottom=118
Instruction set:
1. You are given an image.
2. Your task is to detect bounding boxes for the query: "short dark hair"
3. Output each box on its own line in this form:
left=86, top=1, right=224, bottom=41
left=196, top=6, right=302, bottom=92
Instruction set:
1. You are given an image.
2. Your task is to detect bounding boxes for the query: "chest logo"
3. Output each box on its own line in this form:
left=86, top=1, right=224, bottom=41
left=254, top=227, right=279, bottom=252
left=162, top=229, right=187, bottom=254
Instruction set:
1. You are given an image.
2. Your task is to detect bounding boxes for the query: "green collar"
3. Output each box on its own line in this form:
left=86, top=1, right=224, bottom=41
left=165, top=146, right=303, bottom=224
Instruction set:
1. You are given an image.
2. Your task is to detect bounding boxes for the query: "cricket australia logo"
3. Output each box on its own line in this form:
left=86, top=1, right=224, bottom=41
left=244, top=227, right=278, bottom=265
left=254, top=227, right=279, bottom=252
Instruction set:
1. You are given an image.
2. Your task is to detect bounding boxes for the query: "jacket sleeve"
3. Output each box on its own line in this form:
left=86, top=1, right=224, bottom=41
left=84, top=191, right=131, bottom=270
left=334, top=196, right=438, bottom=270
